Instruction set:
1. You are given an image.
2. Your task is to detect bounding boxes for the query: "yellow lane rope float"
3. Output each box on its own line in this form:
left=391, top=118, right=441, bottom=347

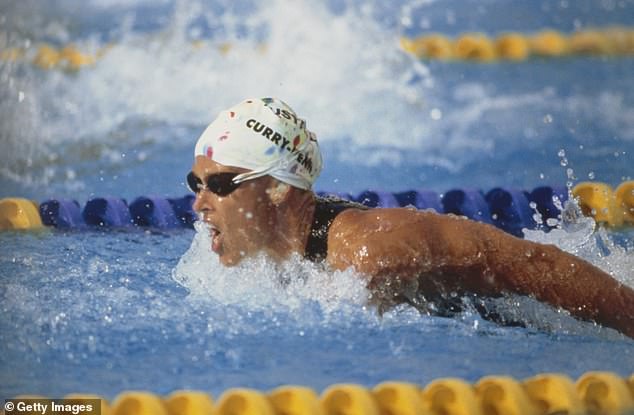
left=400, top=26, right=634, bottom=62
left=1, top=27, right=634, bottom=71
left=6, top=371, right=634, bottom=415
left=573, top=181, right=634, bottom=227
left=0, top=39, right=240, bottom=72
left=0, top=197, right=43, bottom=230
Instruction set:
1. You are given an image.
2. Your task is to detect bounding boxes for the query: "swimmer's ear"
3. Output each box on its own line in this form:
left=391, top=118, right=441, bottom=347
left=267, top=181, right=291, bottom=206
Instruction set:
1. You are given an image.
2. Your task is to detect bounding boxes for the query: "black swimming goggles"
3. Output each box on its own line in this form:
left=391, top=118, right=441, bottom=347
left=186, top=172, right=242, bottom=196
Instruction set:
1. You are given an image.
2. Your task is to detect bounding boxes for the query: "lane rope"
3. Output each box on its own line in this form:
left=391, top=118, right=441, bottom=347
left=8, top=371, right=634, bottom=415
left=2, top=27, right=634, bottom=71
left=400, top=27, right=634, bottom=61
left=1, top=181, right=632, bottom=232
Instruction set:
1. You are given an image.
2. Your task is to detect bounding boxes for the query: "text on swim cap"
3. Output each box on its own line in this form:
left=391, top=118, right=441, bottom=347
left=245, top=119, right=313, bottom=173
left=273, top=107, right=306, bottom=129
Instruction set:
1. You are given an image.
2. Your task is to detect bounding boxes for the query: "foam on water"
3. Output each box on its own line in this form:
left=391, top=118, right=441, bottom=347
left=173, top=221, right=374, bottom=324
left=2, top=0, right=633, bottom=186
left=1, top=0, right=632, bottom=335
left=0, top=0, right=431, bottom=175
left=524, top=198, right=634, bottom=286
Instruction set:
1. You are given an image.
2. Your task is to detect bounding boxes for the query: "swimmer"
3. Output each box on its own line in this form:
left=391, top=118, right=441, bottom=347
left=188, top=98, right=634, bottom=338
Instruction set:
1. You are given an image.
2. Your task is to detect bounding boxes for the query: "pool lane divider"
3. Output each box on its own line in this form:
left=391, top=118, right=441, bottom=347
left=400, top=27, right=634, bottom=62
left=2, top=27, right=634, bottom=72
left=0, top=181, right=633, bottom=233
left=7, top=371, right=634, bottom=415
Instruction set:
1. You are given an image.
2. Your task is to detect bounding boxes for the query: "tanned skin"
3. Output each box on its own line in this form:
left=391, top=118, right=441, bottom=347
left=326, top=208, right=634, bottom=338
left=192, top=157, right=634, bottom=338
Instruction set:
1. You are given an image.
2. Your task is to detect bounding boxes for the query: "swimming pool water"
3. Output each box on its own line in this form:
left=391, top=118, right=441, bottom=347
left=1, top=0, right=633, bottom=399
left=1, top=226, right=632, bottom=398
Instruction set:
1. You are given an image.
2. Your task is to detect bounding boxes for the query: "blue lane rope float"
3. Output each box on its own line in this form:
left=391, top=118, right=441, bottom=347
left=6, top=371, right=634, bottom=415
left=39, top=199, right=85, bottom=229
left=83, top=197, right=132, bottom=228
left=394, top=189, right=443, bottom=212
left=1, top=181, right=633, bottom=232
left=167, top=194, right=197, bottom=227
left=356, top=190, right=400, bottom=208
left=485, top=188, right=536, bottom=238
left=441, top=189, right=494, bottom=225
left=129, top=196, right=182, bottom=229
left=528, top=186, right=569, bottom=225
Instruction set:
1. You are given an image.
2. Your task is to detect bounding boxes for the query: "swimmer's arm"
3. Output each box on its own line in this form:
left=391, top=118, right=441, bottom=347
left=327, top=208, right=634, bottom=338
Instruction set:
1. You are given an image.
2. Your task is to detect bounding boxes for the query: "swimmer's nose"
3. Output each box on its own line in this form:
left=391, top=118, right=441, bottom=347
left=192, top=191, right=213, bottom=213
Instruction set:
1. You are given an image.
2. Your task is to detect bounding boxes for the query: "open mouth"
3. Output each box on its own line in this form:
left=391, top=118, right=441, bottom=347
left=209, top=227, right=220, bottom=253
left=208, top=225, right=222, bottom=253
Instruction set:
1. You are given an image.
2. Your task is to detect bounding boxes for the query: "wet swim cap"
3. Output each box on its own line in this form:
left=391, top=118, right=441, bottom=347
left=194, top=98, right=322, bottom=190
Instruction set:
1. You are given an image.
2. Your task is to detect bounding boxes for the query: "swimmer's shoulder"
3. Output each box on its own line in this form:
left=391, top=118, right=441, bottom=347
left=325, top=207, right=444, bottom=271
left=329, top=206, right=449, bottom=236
left=325, top=206, right=507, bottom=273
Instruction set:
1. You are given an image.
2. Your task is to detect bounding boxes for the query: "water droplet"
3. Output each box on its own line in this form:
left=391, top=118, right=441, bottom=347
left=558, top=149, right=569, bottom=167
left=566, top=168, right=575, bottom=180
left=588, top=171, right=595, bottom=179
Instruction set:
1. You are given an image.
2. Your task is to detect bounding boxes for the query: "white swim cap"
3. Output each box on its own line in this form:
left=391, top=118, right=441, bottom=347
left=194, top=98, right=322, bottom=190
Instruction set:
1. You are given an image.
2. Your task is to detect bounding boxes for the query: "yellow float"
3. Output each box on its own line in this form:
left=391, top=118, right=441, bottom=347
left=0, top=198, right=43, bottom=230
left=495, top=33, right=530, bottom=61
left=572, top=182, right=623, bottom=227
left=529, top=30, right=569, bottom=57
left=453, top=33, right=497, bottom=62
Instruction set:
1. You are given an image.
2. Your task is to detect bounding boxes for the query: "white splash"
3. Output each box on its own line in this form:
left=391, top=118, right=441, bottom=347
left=524, top=195, right=634, bottom=287
left=3, top=0, right=634, bottom=179
left=172, top=221, right=371, bottom=318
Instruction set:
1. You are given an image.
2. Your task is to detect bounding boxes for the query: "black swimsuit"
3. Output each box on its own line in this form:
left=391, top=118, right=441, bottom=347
left=304, top=196, right=366, bottom=262
left=303, top=196, right=524, bottom=326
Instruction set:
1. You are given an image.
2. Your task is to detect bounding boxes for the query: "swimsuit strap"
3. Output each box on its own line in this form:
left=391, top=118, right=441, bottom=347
left=304, top=196, right=367, bottom=262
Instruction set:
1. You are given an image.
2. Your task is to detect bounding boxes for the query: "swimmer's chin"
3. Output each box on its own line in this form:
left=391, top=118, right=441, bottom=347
left=215, top=250, right=242, bottom=267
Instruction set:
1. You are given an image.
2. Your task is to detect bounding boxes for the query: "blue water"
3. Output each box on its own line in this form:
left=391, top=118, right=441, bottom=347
left=1, top=0, right=634, bottom=400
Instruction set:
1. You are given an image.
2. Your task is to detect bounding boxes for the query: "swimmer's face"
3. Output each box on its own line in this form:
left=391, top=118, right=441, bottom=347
left=190, top=156, right=277, bottom=266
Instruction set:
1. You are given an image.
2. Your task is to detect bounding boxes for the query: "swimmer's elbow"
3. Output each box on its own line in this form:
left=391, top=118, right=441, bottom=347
left=328, top=245, right=375, bottom=276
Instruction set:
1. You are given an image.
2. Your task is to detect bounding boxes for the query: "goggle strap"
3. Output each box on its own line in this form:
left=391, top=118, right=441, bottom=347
left=232, top=161, right=282, bottom=184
